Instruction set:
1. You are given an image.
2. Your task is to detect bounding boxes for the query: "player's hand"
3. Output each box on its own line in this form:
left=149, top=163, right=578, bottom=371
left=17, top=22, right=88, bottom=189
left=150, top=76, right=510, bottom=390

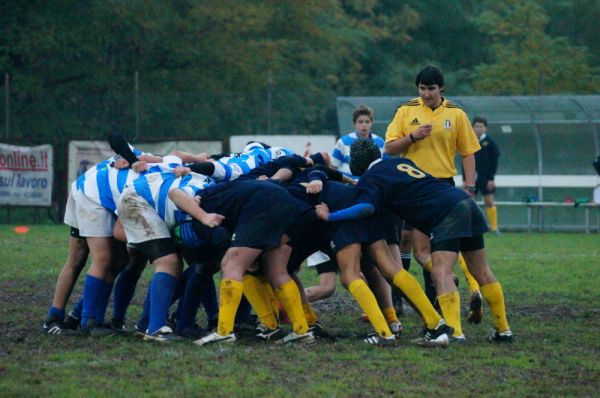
left=306, top=180, right=323, bottom=194
left=412, top=124, right=433, bottom=140
left=196, top=152, right=210, bottom=162
left=315, top=203, right=330, bottom=221
left=113, top=157, right=130, bottom=169
left=463, top=187, right=476, bottom=198
left=174, top=166, right=191, bottom=177
left=132, top=160, right=149, bottom=172
left=304, top=156, right=314, bottom=166
left=257, top=175, right=268, bottom=181
left=487, top=180, right=495, bottom=191
left=200, top=213, right=225, bottom=228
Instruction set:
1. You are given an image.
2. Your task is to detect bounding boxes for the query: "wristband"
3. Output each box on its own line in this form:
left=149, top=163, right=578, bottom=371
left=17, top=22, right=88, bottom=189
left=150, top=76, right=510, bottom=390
left=409, top=133, right=417, bottom=143
left=464, top=186, right=476, bottom=193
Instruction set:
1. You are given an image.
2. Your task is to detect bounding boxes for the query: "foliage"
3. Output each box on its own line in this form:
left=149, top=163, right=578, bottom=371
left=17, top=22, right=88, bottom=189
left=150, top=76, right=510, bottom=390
left=472, top=0, right=599, bottom=95
left=0, top=1, right=598, bottom=140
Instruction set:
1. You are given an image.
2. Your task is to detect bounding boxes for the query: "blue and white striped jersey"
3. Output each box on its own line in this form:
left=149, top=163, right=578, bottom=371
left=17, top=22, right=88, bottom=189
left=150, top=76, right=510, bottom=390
left=75, top=151, right=182, bottom=213
left=212, top=147, right=272, bottom=182
left=268, top=146, right=295, bottom=159
left=131, top=171, right=216, bottom=228
left=331, top=132, right=384, bottom=179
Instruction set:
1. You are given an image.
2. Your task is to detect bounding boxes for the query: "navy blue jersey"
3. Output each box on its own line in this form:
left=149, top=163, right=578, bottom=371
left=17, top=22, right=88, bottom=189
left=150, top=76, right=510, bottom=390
left=354, top=158, right=469, bottom=234
left=321, top=181, right=357, bottom=211
left=285, top=167, right=329, bottom=208
left=238, top=155, right=308, bottom=181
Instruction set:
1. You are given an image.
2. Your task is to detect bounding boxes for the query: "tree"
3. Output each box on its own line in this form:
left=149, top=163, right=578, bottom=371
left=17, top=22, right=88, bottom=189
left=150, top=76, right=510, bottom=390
left=472, top=0, right=599, bottom=95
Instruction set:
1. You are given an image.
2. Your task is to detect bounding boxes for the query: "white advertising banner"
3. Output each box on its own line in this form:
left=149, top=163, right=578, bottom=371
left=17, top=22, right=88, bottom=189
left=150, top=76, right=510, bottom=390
left=67, top=140, right=222, bottom=188
left=0, top=143, right=53, bottom=206
left=229, top=135, right=337, bottom=155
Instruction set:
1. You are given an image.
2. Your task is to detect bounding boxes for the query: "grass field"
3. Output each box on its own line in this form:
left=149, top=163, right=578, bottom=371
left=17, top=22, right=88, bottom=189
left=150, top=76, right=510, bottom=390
left=1, top=225, right=599, bottom=397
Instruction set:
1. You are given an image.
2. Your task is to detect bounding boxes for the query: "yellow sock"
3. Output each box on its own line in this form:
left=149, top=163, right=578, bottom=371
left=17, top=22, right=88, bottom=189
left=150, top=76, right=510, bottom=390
left=480, top=282, right=510, bottom=332
left=458, top=254, right=480, bottom=295
left=423, top=259, right=433, bottom=272
left=275, top=280, right=308, bottom=335
left=438, top=291, right=463, bottom=337
left=392, top=269, right=442, bottom=329
left=217, top=279, right=243, bottom=336
left=486, top=206, right=498, bottom=231
left=382, top=306, right=398, bottom=324
left=348, top=279, right=392, bottom=337
left=264, top=281, right=280, bottom=321
left=302, top=303, right=319, bottom=326
left=243, top=275, right=278, bottom=330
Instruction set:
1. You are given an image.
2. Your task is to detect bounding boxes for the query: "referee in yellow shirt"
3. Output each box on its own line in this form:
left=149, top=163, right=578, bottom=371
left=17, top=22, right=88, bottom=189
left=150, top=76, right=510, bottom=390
left=385, top=66, right=484, bottom=340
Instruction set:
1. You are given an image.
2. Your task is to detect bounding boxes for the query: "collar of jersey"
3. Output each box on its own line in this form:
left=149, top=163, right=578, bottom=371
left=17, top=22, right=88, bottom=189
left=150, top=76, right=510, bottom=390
left=417, top=97, right=448, bottom=109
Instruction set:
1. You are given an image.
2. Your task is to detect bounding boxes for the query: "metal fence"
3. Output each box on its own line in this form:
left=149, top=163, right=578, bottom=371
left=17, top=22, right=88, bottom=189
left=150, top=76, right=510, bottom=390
left=338, top=96, right=600, bottom=232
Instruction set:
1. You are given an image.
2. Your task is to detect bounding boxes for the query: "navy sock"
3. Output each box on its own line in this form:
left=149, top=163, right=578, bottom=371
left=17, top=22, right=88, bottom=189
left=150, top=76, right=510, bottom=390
left=172, top=267, right=194, bottom=323
left=81, top=275, right=104, bottom=326
left=137, top=285, right=151, bottom=332
left=235, top=296, right=252, bottom=324
left=48, top=306, right=65, bottom=321
left=148, top=272, right=177, bottom=334
left=202, top=277, right=219, bottom=323
left=113, top=266, right=141, bottom=322
left=177, top=267, right=213, bottom=332
left=95, top=281, right=114, bottom=324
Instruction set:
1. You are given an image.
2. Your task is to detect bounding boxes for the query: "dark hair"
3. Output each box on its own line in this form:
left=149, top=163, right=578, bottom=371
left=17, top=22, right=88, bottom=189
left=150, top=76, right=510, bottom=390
left=472, top=116, right=488, bottom=127
left=349, top=139, right=381, bottom=176
left=415, top=65, right=444, bottom=88
left=352, top=104, right=374, bottom=123
left=245, top=140, right=272, bottom=149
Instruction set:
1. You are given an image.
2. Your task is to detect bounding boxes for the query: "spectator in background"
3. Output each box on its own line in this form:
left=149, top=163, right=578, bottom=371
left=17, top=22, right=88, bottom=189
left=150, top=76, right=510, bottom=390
left=331, top=105, right=384, bottom=180
left=472, top=117, right=501, bottom=234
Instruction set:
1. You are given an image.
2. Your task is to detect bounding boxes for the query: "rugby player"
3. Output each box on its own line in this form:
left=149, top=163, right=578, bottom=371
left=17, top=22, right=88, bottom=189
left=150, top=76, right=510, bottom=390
left=317, top=139, right=513, bottom=344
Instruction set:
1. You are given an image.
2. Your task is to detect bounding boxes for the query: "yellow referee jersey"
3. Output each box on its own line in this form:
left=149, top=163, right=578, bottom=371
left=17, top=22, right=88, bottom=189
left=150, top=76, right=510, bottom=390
left=385, top=97, right=480, bottom=178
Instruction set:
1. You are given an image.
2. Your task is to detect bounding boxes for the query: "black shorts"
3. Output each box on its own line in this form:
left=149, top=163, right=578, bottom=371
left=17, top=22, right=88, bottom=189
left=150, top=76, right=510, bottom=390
left=136, top=238, right=176, bottom=263
left=70, top=227, right=82, bottom=239
left=476, top=174, right=495, bottom=195
left=316, top=260, right=338, bottom=274
left=286, top=227, right=332, bottom=274
left=381, top=214, right=400, bottom=246
left=201, top=180, right=296, bottom=250
left=329, top=214, right=385, bottom=254
left=430, top=198, right=489, bottom=253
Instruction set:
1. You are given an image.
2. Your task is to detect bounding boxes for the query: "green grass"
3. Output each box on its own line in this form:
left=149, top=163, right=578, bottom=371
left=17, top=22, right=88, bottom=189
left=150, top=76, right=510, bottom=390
left=1, top=226, right=599, bottom=397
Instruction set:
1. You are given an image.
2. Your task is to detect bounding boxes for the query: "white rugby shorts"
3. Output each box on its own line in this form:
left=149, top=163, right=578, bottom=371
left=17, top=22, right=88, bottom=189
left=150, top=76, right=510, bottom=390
left=68, top=189, right=116, bottom=237
left=117, top=187, right=170, bottom=244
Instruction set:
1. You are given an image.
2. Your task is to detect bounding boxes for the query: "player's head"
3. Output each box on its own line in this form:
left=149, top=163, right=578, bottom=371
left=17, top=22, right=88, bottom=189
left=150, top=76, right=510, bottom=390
left=472, top=116, right=488, bottom=136
left=416, top=66, right=444, bottom=108
left=415, top=65, right=444, bottom=88
left=244, top=141, right=272, bottom=152
left=350, top=139, right=381, bottom=176
left=352, top=105, right=374, bottom=135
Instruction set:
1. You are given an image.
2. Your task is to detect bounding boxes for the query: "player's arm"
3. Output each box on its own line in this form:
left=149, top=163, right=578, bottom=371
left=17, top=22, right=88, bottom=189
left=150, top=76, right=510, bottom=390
left=384, top=107, right=432, bottom=156
left=266, top=155, right=310, bottom=181
left=171, top=150, right=210, bottom=163
left=108, top=132, right=140, bottom=165
left=330, top=138, right=345, bottom=170
left=305, top=169, right=329, bottom=194
left=462, top=153, right=476, bottom=195
left=315, top=202, right=375, bottom=222
left=168, top=189, right=224, bottom=228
